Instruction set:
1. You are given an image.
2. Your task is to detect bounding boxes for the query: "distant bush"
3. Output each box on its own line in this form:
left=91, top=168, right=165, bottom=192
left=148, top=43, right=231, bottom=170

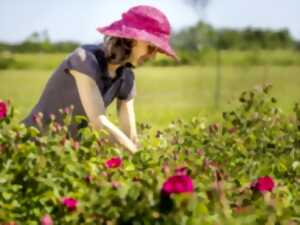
left=1, top=50, right=300, bottom=70
left=0, top=40, right=79, bottom=54
left=0, top=51, right=16, bottom=70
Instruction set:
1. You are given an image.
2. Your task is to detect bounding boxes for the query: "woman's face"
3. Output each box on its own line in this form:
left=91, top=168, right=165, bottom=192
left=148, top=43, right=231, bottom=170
left=127, top=39, right=158, bottom=67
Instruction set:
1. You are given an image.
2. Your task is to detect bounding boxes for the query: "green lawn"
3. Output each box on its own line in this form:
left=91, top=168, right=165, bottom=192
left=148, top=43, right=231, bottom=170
left=0, top=65, right=299, bottom=131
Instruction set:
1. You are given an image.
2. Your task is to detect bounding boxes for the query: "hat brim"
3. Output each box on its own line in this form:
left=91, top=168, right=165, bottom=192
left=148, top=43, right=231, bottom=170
left=96, top=23, right=180, bottom=63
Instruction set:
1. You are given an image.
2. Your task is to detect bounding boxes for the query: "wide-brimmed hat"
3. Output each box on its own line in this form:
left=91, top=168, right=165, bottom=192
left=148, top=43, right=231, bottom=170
left=96, top=5, right=180, bottom=62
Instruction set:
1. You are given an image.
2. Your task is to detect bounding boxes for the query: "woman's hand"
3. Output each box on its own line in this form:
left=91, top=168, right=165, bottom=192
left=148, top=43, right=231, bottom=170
left=132, top=136, right=140, bottom=149
left=127, top=141, right=138, bottom=154
left=98, top=115, right=138, bottom=153
left=108, top=132, right=139, bottom=154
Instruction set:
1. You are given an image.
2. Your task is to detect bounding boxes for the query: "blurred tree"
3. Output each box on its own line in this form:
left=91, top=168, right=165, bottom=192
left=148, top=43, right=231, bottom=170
left=171, top=22, right=216, bottom=52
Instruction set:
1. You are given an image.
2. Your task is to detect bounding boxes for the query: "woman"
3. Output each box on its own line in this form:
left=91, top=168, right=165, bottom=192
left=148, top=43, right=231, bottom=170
left=20, top=5, right=179, bottom=154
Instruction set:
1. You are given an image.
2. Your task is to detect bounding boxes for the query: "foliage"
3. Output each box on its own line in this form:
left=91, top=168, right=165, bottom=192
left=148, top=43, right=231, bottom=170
left=172, top=22, right=296, bottom=51
left=0, top=52, right=16, bottom=70
left=0, top=84, right=300, bottom=224
left=0, top=30, right=79, bottom=54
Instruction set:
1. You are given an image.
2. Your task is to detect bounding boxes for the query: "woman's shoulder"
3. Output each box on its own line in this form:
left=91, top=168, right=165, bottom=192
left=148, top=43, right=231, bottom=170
left=69, top=43, right=106, bottom=62
left=67, top=44, right=99, bottom=63
left=64, top=43, right=106, bottom=81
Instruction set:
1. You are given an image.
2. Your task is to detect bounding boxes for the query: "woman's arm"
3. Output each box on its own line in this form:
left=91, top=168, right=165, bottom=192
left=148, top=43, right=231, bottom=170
left=116, top=98, right=139, bottom=146
left=67, top=69, right=138, bottom=154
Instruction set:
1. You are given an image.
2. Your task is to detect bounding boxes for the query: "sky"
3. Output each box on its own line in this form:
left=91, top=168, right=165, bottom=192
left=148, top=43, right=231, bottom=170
left=0, top=0, right=299, bottom=44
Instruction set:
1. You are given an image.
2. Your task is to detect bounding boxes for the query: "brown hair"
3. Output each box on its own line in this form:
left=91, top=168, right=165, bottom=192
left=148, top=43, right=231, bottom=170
left=103, top=35, right=136, bottom=65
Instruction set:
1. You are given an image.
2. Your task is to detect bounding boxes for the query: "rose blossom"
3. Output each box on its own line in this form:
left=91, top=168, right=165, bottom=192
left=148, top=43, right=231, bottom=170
left=61, top=197, right=78, bottom=212
left=250, top=176, right=275, bottom=192
left=40, top=214, right=53, bottom=225
left=161, top=175, right=194, bottom=196
left=0, top=100, right=8, bottom=119
left=105, top=157, right=122, bottom=168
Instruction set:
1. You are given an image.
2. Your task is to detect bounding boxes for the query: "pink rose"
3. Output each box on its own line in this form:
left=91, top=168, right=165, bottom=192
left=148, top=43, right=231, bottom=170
left=161, top=175, right=194, bottom=196
left=61, top=197, right=78, bottom=212
left=105, top=157, right=122, bottom=168
left=0, top=100, right=8, bottom=119
left=40, top=214, right=53, bottom=225
left=250, top=176, right=275, bottom=192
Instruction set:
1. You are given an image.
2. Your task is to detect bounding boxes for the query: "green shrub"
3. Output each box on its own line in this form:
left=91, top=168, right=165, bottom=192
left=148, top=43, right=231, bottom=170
left=0, top=84, right=300, bottom=224
left=0, top=52, right=16, bottom=70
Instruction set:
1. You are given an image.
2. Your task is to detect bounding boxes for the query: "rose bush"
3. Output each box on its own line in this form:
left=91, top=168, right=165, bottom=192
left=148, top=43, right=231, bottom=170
left=0, top=84, right=300, bottom=224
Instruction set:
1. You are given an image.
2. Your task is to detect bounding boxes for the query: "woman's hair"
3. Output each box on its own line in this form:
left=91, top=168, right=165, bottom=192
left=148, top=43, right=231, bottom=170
left=102, top=35, right=136, bottom=65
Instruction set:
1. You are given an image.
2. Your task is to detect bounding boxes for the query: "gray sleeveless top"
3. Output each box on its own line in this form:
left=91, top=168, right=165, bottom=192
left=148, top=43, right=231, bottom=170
left=20, top=43, right=136, bottom=140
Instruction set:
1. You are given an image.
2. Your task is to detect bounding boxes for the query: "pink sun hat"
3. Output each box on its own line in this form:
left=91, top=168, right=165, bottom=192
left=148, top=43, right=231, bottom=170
left=96, top=5, right=180, bottom=63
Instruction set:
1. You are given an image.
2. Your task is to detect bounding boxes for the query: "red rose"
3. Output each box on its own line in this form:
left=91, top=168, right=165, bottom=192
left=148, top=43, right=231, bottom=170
left=250, top=176, right=275, bottom=192
left=61, top=197, right=78, bottom=212
left=161, top=175, right=194, bottom=196
left=105, top=157, right=122, bottom=168
left=0, top=100, right=8, bottom=119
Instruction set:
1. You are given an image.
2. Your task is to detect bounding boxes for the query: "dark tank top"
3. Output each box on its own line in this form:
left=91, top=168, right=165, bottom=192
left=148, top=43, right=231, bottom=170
left=20, top=42, right=136, bottom=140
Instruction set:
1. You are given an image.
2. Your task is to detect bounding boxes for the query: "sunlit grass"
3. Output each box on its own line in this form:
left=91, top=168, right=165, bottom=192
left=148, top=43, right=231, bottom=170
left=0, top=65, right=299, bottom=132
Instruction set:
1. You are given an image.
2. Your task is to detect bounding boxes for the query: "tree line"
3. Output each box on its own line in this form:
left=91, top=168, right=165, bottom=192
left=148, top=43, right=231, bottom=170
left=171, top=21, right=300, bottom=52
left=0, top=30, right=80, bottom=53
left=0, top=22, right=299, bottom=54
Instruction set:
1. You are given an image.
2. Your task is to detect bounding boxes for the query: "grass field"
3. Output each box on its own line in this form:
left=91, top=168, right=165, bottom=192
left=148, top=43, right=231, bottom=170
left=2, top=49, right=300, bottom=70
left=0, top=63, right=300, bottom=128
left=0, top=65, right=300, bottom=131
